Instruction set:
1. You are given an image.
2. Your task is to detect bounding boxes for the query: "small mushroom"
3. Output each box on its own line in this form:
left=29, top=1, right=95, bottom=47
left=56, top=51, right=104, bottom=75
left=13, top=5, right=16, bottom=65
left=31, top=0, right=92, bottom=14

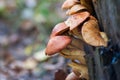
left=68, top=62, right=89, bottom=80
left=66, top=4, right=87, bottom=15
left=81, top=19, right=107, bottom=47
left=50, top=22, right=69, bottom=38
left=65, top=11, right=90, bottom=30
left=65, top=72, right=79, bottom=80
left=45, top=36, right=72, bottom=55
left=60, top=47, right=86, bottom=65
left=62, top=0, right=80, bottom=10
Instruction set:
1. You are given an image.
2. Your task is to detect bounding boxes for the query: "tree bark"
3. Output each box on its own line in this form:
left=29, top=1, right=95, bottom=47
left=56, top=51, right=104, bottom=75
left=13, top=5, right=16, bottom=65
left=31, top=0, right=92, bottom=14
left=92, top=0, right=120, bottom=48
left=91, top=0, right=120, bottom=80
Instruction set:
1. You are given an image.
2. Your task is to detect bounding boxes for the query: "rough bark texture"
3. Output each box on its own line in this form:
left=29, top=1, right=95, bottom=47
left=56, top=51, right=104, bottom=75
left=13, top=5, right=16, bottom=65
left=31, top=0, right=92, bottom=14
left=91, top=0, right=120, bottom=80
left=92, top=0, right=120, bottom=48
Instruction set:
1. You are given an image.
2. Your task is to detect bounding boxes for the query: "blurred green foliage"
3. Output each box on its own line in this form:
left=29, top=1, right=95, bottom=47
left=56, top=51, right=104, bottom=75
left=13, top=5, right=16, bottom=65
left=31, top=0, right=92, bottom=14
left=0, top=0, right=65, bottom=51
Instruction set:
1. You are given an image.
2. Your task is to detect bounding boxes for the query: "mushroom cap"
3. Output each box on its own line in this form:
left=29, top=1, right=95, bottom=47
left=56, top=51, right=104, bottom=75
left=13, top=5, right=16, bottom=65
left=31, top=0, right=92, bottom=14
left=80, top=0, right=93, bottom=13
left=89, top=16, right=98, bottom=22
left=65, top=11, right=90, bottom=31
left=50, top=22, right=69, bottom=38
left=81, top=19, right=107, bottom=47
left=45, top=36, right=72, bottom=55
left=66, top=4, right=87, bottom=15
left=69, top=16, right=98, bottom=40
left=60, top=47, right=86, bottom=65
left=62, top=0, right=80, bottom=10
left=65, top=72, right=79, bottom=80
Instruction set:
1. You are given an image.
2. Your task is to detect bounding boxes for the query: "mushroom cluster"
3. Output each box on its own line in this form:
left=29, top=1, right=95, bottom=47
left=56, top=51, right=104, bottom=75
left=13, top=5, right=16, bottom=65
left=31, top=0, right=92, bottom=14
left=45, top=0, right=108, bottom=80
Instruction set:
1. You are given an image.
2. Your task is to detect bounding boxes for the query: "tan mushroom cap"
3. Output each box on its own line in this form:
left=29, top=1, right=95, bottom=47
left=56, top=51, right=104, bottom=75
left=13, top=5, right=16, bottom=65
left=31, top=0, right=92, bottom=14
left=60, top=47, right=86, bottom=65
left=50, top=22, right=69, bottom=38
left=80, top=0, right=93, bottom=13
left=65, top=72, right=79, bottom=80
left=62, top=0, right=80, bottom=10
left=89, top=16, right=98, bottom=22
left=65, top=11, right=90, bottom=31
left=66, top=4, right=87, bottom=15
left=81, top=19, right=107, bottom=47
left=45, top=36, right=72, bottom=55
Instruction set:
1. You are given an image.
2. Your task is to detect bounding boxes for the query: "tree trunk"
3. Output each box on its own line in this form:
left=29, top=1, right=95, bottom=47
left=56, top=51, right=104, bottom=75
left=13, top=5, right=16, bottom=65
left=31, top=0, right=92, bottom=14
left=92, top=0, right=120, bottom=48
left=87, top=0, right=120, bottom=80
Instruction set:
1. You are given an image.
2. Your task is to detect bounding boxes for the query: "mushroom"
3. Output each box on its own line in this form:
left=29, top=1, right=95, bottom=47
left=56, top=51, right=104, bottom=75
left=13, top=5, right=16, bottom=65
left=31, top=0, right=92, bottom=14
left=81, top=19, right=107, bottom=47
left=89, top=16, right=98, bottom=21
left=70, top=37, right=84, bottom=50
left=80, top=0, right=93, bottom=13
left=50, top=22, right=69, bottom=38
left=100, top=32, right=108, bottom=43
left=68, top=62, right=89, bottom=80
left=60, top=47, right=86, bottom=65
left=62, top=0, right=80, bottom=10
left=65, top=11, right=90, bottom=31
left=65, top=72, right=79, bottom=80
left=70, top=27, right=83, bottom=40
left=45, top=36, right=72, bottom=55
left=66, top=4, right=87, bottom=15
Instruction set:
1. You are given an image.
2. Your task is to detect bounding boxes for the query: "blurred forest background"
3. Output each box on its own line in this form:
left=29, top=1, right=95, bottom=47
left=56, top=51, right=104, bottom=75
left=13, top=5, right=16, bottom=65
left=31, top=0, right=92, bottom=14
left=0, top=0, right=68, bottom=80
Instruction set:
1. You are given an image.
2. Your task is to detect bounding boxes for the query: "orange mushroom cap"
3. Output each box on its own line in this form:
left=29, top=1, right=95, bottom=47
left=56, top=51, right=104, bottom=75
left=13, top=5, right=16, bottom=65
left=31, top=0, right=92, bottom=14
left=50, top=22, right=69, bottom=38
left=66, top=4, right=87, bottom=15
left=62, top=0, right=80, bottom=10
left=65, top=11, right=90, bottom=31
left=45, top=36, right=72, bottom=56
